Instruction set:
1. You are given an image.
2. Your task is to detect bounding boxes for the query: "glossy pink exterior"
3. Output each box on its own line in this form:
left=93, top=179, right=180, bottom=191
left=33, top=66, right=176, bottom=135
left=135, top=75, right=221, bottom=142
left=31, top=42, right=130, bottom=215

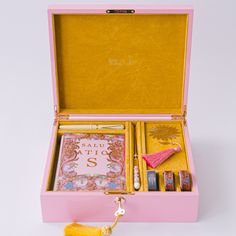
left=41, top=5, right=199, bottom=222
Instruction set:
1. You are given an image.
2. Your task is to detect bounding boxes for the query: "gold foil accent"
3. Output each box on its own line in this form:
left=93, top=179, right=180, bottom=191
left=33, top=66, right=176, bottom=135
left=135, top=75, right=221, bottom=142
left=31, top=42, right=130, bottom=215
left=149, top=125, right=180, bottom=141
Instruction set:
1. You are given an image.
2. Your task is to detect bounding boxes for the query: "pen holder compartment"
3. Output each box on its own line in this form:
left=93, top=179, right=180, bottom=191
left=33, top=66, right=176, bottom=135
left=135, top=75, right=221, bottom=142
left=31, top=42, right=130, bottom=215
left=129, top=122, right=145, bottom=192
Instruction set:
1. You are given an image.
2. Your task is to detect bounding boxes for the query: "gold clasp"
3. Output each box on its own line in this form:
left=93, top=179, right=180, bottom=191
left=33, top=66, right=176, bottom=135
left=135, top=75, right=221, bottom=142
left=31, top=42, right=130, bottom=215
left=106, top=9, right=135, bottom=14
left=101, top=197, right=126, bottom=235
left=102, top=196, right=125, bottom=234
left=114, top=197, right=126, bottom=217
left=104, top=190, right=134, bottom=195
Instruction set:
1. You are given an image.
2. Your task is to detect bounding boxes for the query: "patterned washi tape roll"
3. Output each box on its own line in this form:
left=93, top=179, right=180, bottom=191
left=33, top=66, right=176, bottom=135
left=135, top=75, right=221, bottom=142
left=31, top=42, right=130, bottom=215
left=147, top=171, right=159, bottom=191
left=179, top=170, right=191, bottom=191
left=163, top=171, right=175, bottom=191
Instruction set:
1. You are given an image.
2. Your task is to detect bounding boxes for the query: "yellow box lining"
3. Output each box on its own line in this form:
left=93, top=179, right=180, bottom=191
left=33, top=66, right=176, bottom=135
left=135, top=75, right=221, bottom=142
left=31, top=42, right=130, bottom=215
left=46, top=120, right=191, bottom=192
left=53, top=14, right=188, bottom=115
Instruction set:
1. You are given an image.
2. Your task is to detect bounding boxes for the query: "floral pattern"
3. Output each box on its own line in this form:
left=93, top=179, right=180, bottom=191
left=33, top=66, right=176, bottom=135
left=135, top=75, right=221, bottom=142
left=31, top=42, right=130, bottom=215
left=54, top=133, right=126, bottom=191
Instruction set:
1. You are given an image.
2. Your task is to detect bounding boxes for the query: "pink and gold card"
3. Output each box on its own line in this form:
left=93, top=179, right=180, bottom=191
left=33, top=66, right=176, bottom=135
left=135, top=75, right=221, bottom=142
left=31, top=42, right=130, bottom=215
left=54, top=133, right=126, bottom=191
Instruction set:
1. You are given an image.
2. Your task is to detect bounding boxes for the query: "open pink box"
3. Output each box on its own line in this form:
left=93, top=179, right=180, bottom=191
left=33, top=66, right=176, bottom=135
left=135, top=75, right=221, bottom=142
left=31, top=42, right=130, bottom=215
left=41, top=5, right=199, bottom=222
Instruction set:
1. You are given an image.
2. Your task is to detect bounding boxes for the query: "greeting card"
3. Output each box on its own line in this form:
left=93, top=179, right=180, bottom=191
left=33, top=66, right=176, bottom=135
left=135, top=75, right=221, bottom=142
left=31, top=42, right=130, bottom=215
left=54, top=133, right=126, bottom=191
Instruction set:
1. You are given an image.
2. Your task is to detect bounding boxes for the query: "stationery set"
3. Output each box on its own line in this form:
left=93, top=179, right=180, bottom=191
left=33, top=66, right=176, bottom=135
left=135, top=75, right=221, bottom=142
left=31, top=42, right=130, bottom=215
left=41, top=5, right=199, bottom=235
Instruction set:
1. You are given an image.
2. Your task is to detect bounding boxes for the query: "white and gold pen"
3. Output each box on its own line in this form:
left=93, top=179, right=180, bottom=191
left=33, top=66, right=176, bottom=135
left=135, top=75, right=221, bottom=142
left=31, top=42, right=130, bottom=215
left=59, top=124, right=125, bottom=130
left=133, top=125, right=141, bottom=190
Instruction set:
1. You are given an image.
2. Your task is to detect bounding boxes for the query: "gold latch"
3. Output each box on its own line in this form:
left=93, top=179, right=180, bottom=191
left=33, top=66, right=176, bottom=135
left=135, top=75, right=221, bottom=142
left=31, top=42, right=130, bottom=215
left=106, top=9, right=135, bottom=14
left=104, top=190, right=135, bottom=195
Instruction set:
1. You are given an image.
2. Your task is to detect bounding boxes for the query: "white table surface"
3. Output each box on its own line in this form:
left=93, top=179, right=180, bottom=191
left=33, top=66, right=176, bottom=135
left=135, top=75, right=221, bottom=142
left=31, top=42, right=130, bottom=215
left=0, top=0, right=236, bottom=235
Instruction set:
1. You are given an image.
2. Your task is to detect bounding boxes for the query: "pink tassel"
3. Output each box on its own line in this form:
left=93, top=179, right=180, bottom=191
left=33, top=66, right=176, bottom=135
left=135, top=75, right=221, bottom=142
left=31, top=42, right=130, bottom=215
left=142, top=146, right=181, bottom=168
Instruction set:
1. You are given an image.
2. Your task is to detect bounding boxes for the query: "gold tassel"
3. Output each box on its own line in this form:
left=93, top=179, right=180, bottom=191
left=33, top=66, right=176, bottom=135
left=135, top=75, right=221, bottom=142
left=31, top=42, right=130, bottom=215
left=64, top=197, right=125, bottom=236
left=64, top=223, right=104, bottom=236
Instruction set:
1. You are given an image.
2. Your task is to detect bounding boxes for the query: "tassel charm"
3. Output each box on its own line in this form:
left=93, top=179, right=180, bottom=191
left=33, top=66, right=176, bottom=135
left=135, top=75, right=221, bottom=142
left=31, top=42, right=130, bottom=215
left=64, top=223, right=113, bottom=236
left=142, top=144, right=181, bottom=168
left=64, top=197, right=125, bottom=236
left=144, top=125, right=182, bottom=168
left=64, top=223, right=106, bottom=236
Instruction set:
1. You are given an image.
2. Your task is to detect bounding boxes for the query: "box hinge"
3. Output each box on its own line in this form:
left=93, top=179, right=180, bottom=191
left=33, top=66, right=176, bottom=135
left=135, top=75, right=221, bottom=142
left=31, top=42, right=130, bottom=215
left=54, top=106, right=70, bottom=125
left=171, top=106, right=187, bottom=125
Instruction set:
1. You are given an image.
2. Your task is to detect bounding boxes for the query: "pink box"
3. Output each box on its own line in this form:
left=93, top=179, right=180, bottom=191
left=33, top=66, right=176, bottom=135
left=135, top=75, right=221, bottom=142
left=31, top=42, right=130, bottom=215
left=41, top=5, right=199, bottom=222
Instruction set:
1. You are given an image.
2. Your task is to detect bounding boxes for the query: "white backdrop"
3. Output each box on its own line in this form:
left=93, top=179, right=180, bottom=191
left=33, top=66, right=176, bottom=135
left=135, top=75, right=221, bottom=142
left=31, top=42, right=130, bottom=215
left=0, top=0, right=236, bottom=235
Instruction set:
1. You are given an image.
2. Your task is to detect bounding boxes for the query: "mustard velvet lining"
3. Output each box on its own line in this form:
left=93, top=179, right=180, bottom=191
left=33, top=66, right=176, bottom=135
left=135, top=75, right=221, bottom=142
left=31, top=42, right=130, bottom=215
left=47, top=120, right=190, bottom=192
left=53, top=14, right=188, bottom=115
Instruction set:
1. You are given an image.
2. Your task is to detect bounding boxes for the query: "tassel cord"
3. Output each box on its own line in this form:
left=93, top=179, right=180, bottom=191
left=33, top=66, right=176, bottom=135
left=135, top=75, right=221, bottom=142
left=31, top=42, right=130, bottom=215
left=159, top=141, right=181, bottom=150
left=171, top=142, right=181, bottom=150
left=111, top=214, right=122, bottom=230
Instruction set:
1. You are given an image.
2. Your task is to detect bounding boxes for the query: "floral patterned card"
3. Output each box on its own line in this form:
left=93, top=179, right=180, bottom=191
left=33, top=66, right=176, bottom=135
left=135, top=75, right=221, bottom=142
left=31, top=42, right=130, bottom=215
left=54, top=133, right=126, bottom=191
